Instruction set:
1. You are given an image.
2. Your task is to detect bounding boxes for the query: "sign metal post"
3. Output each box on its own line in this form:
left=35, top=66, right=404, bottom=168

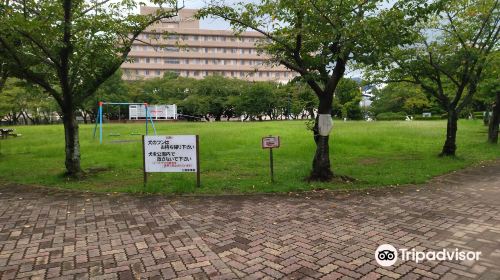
left=269, top=147, right=274, bottom=183
left=142, top=135, right=147, bottom=187
left=262, top=136, right=280, bottom=183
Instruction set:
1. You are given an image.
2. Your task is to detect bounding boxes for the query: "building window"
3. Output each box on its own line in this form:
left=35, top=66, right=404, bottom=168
left=185, top=59, right=189, bottom=64
left=164, top=46, right=179, bottom=52
left=154, top=58, right=159, bottom=63
left=156, top=70, right=161, bottom=76
left=145, top=70, right=150, bottom=75
left=164, top=58, right=180, bottom=64
left=145, top=58, right=150, bottom=63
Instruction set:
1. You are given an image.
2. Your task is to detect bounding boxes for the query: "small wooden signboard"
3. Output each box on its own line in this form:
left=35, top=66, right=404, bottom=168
left=262, top=136, right=280, bottom=149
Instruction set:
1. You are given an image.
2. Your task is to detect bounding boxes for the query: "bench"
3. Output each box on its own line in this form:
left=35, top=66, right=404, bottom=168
left=0, top=128, right=14, bottom=139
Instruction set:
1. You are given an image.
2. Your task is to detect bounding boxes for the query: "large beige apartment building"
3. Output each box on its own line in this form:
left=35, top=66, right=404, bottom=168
left=121, top=7, right=297, bottom=82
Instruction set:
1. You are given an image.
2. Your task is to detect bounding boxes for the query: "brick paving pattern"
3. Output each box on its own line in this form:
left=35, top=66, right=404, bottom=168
left=0, top=162, right=499, bottom=279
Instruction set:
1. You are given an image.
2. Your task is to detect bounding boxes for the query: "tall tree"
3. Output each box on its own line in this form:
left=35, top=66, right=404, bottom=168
left=198, top=0, right=421, bottom=181
left=366, top=0, right=499, bottom=156
left=0, top=0, right=181, bottom=176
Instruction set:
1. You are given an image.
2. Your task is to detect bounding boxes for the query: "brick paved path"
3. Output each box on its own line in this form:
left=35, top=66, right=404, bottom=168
left=1, top=163, right=499, bottom=279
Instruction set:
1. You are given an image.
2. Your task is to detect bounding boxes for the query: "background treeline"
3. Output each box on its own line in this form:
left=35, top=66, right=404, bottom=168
left=371, top=80, right=497, bottom=121
left=1, top=72, right=366, bottom=124
left=1, top=69, right=496, bottom=125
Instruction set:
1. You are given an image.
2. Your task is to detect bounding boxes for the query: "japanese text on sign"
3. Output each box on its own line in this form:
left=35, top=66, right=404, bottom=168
left=144, top=135, right=198, bottom=172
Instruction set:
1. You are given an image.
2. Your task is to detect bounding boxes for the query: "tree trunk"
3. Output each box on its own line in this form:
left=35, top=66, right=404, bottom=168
left=440, top=109, right=458, bottom=156
left=488, top=92, right=499, bottom=144
left=19, top=112, right=27, bottom=125
left=308, top=109, right=315, bottom=119
left=62, top=107, right=83, bottom=177
left=82, top=111, right=88, bottom=124
left=309, top=96, right=334, bottom=181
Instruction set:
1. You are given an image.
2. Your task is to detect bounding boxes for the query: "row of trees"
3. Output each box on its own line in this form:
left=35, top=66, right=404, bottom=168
left=370, top=75, right=498, bottom=120
left=1, top=72, right=365, bottom=124
left=0, top=78, right=58, bottom=124
left=1, top=0, right=498, bottom=180
left=5, top=71, right=496, bottom=125
left=82, top=73, right=364, bottom=122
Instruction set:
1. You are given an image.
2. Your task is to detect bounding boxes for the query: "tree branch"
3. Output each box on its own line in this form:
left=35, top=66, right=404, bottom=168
left=0, top=37, right=63, bottom=106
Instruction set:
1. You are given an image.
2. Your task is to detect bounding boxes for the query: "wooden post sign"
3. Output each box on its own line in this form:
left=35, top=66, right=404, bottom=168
left=262, top=136, right=280, bottom=183
left=142, top=135, right=200, bottom=188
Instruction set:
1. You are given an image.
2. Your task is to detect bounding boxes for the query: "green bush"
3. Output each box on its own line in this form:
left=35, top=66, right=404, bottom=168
left=376, top=112, right=406, bottom=120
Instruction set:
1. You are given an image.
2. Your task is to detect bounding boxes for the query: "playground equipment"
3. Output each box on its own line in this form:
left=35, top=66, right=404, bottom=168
left=129, top=104, right=177, bottom=120
left=93, top=102, right=157, bottom=144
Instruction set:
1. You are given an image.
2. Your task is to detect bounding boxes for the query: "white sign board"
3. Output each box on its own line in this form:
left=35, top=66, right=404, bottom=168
left=144, top=135, right=198, bottom=173
left=262, top=136, right=280, bottom=149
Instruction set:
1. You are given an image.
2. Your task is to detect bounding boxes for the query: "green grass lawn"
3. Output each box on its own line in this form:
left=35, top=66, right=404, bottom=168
left=0, top=120, right=498, bottom=194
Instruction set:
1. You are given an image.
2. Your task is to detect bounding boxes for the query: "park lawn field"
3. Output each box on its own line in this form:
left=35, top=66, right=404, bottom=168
left=0, top=120, right=498, bottom=194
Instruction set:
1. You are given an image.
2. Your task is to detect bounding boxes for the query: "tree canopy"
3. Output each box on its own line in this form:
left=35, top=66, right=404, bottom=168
left=0, top=0, right=181, bottom=176
left=365, top=0, right=499, bottom=155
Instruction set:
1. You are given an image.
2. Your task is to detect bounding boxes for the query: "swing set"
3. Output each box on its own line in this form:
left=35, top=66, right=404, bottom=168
left=93, top=102, right=157, bottom=144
